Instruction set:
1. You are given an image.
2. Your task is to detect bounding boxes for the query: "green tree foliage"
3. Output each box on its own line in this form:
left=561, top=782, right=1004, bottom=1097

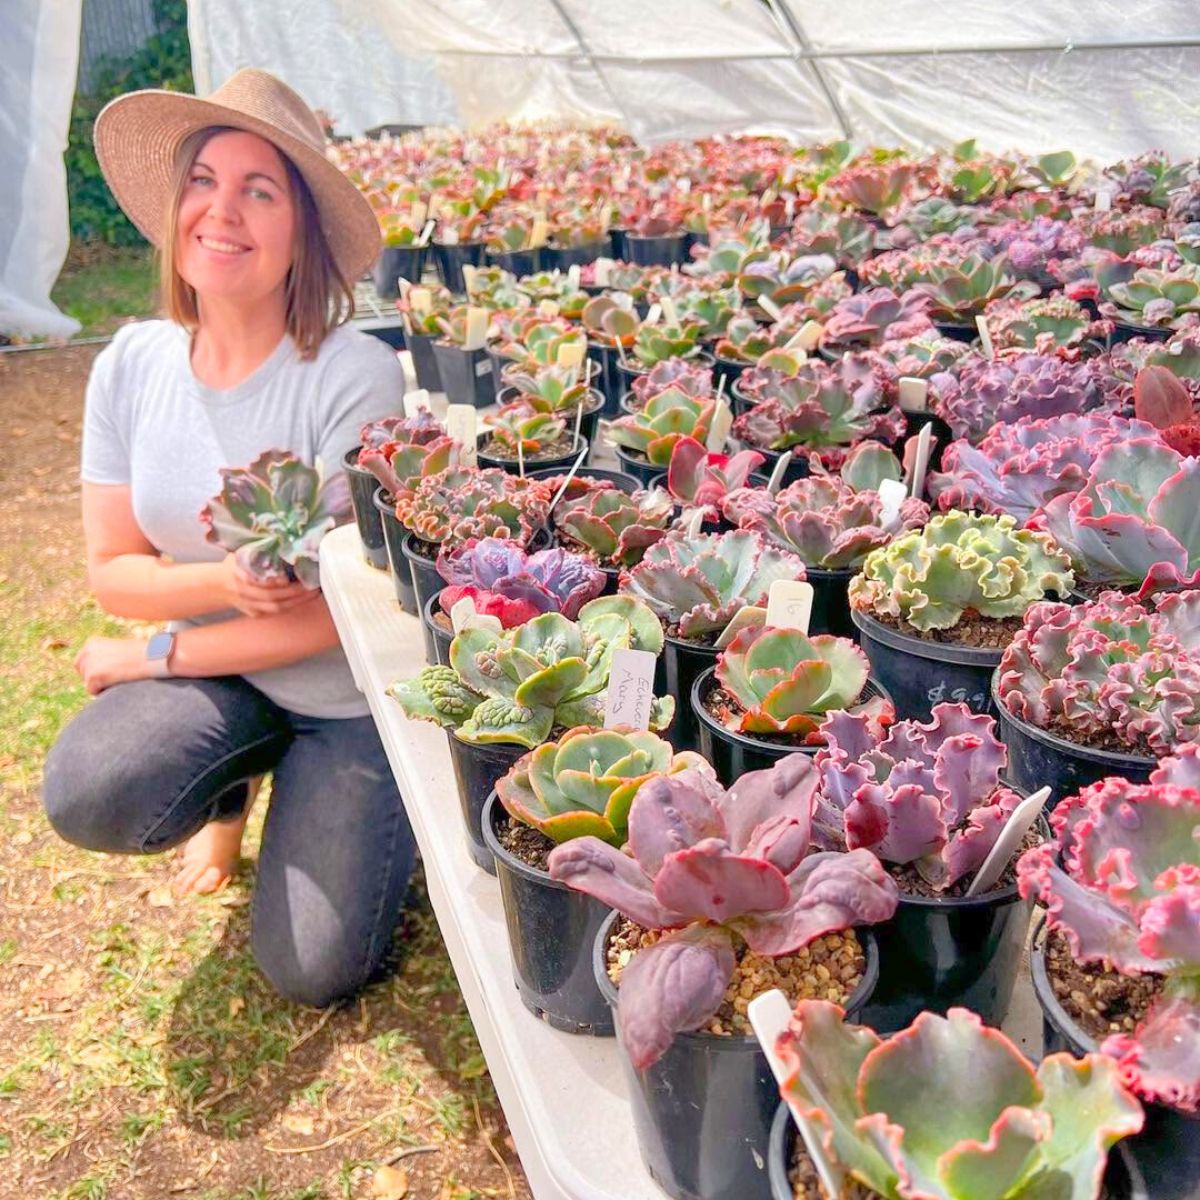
left=67, top=0, right=193, bottom=244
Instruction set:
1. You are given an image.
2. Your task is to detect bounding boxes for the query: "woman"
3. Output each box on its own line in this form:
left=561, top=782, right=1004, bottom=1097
left=43, top=69, right=416, bottom=1008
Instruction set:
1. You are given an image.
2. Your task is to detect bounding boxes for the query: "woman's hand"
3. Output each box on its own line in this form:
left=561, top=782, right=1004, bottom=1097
left=74, top=636, right=154, bottom=694
left=217, top=553, right=317, bottom=618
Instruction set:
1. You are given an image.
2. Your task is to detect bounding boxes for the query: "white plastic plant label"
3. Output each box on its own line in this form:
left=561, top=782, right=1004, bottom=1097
left=604, top=649, right=658, bottom=730
left=593, top=257, right=614, bottom=287
left=445, top=404, right=478, bottom=466
left=538, top=299, right=561, bottom=319
left=684, top=508, right=706, bottom=539
left=660, top=296, right=679, bottom=327
left=715, top=606, right=766, bottom=648
left=706, top=400, right=733, bottom=453
left=549, top=447, right=589, bottom=511
left=795, top=321, right=823, bottom=352
left=966, top=787, right=1051, bottom=898
left=403, top=388, right=431, bottom=418
left=766, top=580, right=814, bottom=632
left=450, top=595, right=476, bottom=634
left=410, top=200, right=428, bottom=228
left=877, top=478, right=909, bottom=531
left=417, top=219, right=436, bottom=246
left=975, top=315, right=995, bottom=359
left=907, top=423, right=934, bottom=498
left=767, top=451, right=793, bottom=494
left=1095, top=189, right=1112, bottom=212
left=409, top=286, right=432, bottom=315
left=530, top=216, right=549, bottom=249
left=644, top=302, right=663, bottom=326
left=567, top=264, right=582, bottom=289
left=757, top=295, right=784, bottom=323
left=897, top=377, right=929, bottom=413
left=556, top=340, right=587, bottom=369
left=464, top=307, right=489, bottom=351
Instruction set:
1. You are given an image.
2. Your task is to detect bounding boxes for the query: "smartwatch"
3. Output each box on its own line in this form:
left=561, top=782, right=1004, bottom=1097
left=146, top=631, right=176, bottom=678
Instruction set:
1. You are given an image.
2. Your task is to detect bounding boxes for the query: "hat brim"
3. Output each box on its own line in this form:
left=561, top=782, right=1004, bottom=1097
left=94, top=88, right=380, bottom=282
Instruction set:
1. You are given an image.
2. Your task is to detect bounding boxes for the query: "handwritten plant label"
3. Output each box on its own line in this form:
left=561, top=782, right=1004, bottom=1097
left=706, top=400, right=733, bottom=453
left=445, top=404, right=478, bottom=466
left=766, top=579, right=814, bottom=633
left=897, top=376, right=929, bottom=413
left=907, top=422, right=934, bottom=498
left=877, top=477, right=909, bottom=531
left=966, top=786, right=1051, bottom=898
left=975, top=314, right=995, bottom=359
left=767, top=451, right=794, bottom=494
left=403, top=388, right=431, bottom=418
left=715, top=606, right=766, bottom=648
left=604, top=648, right=658, bottom=730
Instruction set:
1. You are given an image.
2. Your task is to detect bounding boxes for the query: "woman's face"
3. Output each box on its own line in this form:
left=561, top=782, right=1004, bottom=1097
left=175, top=130, right=297, bottom=308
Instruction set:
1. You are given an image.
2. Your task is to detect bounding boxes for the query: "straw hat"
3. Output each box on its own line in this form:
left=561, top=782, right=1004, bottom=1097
left=94, top=68, right=379, bottom=281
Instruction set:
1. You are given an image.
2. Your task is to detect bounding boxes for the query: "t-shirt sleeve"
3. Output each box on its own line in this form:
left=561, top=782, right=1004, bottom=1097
left=316, top=332, right=407, bottom=474
left=79, top=333, right=132, bottom=485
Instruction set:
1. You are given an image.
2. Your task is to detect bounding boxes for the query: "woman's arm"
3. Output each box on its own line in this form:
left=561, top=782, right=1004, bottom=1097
left=83, top=482, right=312, bottom=621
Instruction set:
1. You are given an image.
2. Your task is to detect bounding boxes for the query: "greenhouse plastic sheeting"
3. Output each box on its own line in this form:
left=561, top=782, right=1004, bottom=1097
left=1, top=0, right=82, bottom=339
left=186, top=0, right=1200, bottom=159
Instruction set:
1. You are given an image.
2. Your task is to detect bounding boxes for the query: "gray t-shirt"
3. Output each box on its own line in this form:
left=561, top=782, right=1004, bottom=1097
left=81, top=319, right=405, bottom=718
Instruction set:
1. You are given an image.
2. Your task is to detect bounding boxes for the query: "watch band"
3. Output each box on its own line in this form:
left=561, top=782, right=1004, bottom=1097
left=146, top=631, right=176, bottom=678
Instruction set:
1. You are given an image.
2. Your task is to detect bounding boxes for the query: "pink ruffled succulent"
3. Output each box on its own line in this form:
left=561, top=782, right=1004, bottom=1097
left=548, top=755, right=898, bottom=1067
left=813, top=703, right=1024, bottom=892
left=820, top=287, right=935, bottom=348
left=664, top=436, right=765, bottom=521
left=1018, top=749, right=1200, bottom=1114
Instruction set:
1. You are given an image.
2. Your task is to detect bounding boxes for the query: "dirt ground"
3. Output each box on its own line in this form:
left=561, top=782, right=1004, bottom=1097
left=0, top=344, right=531, bottom=1199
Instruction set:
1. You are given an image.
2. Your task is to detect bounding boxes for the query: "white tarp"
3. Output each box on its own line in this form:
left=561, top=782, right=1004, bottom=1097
left=2, top=0, right=82, bottom=339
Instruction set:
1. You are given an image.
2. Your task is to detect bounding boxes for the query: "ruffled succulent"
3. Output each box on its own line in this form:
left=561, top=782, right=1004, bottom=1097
left=496, top=725, right=705, bottom=845
left=908, top=253, right=1036, bottom=323
left=670, top=287, right=740, bottom=340
left=737, top=250, right=839, bottom=309
left=888, top=195, right=980, bottom=245
left=823, top=159, right=919, bottom=217
left=1018, top=754, right=1200, bottom=1113
left=932, top=351, right=1109, bottom=443
left=712, top=313, right=786, bottom=364
left=714, top=626, right=882, bottom=737
left=435, top=537, right=605, bottom=627
left=849, top=510, right=1073, bottom=633
left=548, top=755, right=899, bottom=1066
left=482, top=402, right=569, bottom=459
left=814, top=702, right=1024, bottom=890
left=628, top=359, right=714, bottom=410
left=606, top=385, right=716, bottom=465
left=926, top=413, right=1162, bottom=523
left=1104, top=152, right=1190, bottom=211
left=982, top=293, right=1103, bottom=352
left=500, top=361, right=591, bottom=414
left=395, top=467, right=550, bottom=550
left=872, top=333, right=973, bottom=379
left=731, top=352, right=904, bottom=467
left=664, top=436, right=764, bottom=520
left=982, top=214, right=1085, bottom=285
left=787, top=205, right=877, bottom=268
left=776, top=1001, right=1142, bottom=1200
left=820, top=287, right=935, bottom=348
left=388, top=595, right=674, bottom=747
left=620, top=528, right=806, bottom=639
left=1100, top=265, right=1200, bottom=330
left=997, top=590, right=1200, bottom=756
left=629, top=319, right=705, bottom=369
left=357, top=412, right=459, bottom=498
left=201, top=450, right=351, bottom=589
left=555, top=486, right=674, bottom=568
left=1032, top=439, right=1200, bottom=594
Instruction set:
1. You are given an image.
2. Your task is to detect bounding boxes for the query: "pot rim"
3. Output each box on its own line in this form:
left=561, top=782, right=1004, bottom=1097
left=527, top=464, right=640, bottom=492
left=447, top=727, right=530, bottom=756
left=851, top=605, right=1006, bottom=668
left=1029, top=912, right=1096, bottom=1056
left=481, top=789, right=576, bottom=892
left=476, top=432, right=588, bottom=469
left=343, top=445, right=376, bottom=476
left=371, top=485, right=399, bottom=517
left=990, top=667, right=1158, bottom=770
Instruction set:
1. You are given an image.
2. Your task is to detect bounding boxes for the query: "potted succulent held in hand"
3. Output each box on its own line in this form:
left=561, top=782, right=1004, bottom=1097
left=723, top=443, right=928, bottom=636
left=605, top=382, right=718, bottom=485
left=1020, top=753, right=1200, bottom=1195
left=620, top=529, right=807, bottom=750
left=848, top=510, right=1074, bottom=721
left=389, top=595, right=673, bottom=869
left=201, top=449, right=351, bottom=590
left=767, top=1000, right=1145, bottom=1200
left=423, top=536, right=606, bottom=665
left=813, top=701, right=1042, bottom=1031
left=477, top=402, right=585, bottom=475
left=994, top=590, right=1200, bottom=799
left=549, top=755, right=898, bottom=1200
left=484, top=725, right=705, bottom=1034
left=554, top=486, right=675, bottom=589
left=693, top=625, right=893, bottom=784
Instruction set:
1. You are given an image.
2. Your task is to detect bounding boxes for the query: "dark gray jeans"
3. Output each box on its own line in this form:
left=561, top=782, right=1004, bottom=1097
left=43, top=675, right=416, bottom=1008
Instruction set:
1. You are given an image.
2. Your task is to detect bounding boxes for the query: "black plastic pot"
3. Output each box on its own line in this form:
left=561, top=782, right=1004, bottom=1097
left=421, top=589, right=453, bottom=667
left=766, top=1101, right=1149, bottom=1200
left=405, top=330, right=443, bottom=392
left=991, top=670, right=1156, bottom=804
left=852, top=607, right=999, bottom=723
left=609, top=228, right=629, bottom=260
left=737, top=442, right=811, bottom=488
left=902, top=409, right=953, bottom=475
left=445, top=733, right=526, bottom=873
left=400, top=533, right=445, bottom=664
left=486, top=247, right=542, bottom=278
left=372, top=245, right=426, bottom=299
left=933, top=319, right=978, bottom=343
left=611, top=445, right=664, bottom=487
left=586, top=340, right=626, bottom=416
left=663, top=634, right=719, bottom=753
left=432, top=342, right=495, bottom=408
left=477, top=433, right=589, bottom=477
left=528, top=465, right=640, bottom=495
left=806, top=565, right=857, bottom=639
left=596, top=910, right=878, bottom=1200
left=859, top=816, right=1044, bottom=1034
left=431, top=240, right=486, bottom=294
left=482, top=793, right=615, bottom=1035
left=373, top=488, right=419, bottom=615
left=1031, top=918, right=1196, bottom=1199
left=495, top=386, right=605, bottom=450
left=712, top=354, right=749, bottom=392
left=692, top=669, right=893, bottom=786
left=545, top=239, right=611, bottom=270
left=345, top=448, right=388, bottom=570
left=1112, top=320, right=1173, bottom=345
left=625, top=232, right=690, bottom=268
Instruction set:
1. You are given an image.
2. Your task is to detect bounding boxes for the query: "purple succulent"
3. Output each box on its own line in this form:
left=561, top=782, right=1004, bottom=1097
left=820, top=287, right=935, bottom=348
left=547, top=755, right=898, bottom=1067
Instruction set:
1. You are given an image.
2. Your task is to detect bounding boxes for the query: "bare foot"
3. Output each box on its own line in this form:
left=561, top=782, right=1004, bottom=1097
left=171, top=814, right=249, bottom=896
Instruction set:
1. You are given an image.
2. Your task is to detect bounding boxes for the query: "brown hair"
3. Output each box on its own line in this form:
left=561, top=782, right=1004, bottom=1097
left=159, top=126, right=356, bottom=360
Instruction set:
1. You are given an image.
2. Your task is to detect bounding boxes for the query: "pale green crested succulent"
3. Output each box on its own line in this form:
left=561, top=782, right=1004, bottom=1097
left=555, top=487, right=674, bottom=568
left=715, top=626, right=878, bottom=736
left=849, top=510, right=1073, bottom=632
left=501, top=362, right=592, bottom=413
left=496, top=725, right=707, bottom=845
left=606, top=387, right=716, bottom=465
left=387, top=596, right=673, bottom=746
left=630, top=321, right=704, bottom=369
